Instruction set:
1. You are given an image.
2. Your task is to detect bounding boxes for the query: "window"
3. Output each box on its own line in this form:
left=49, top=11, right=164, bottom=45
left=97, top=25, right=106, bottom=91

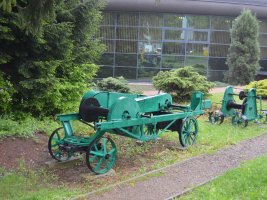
left=164, top=14, right=184, bottom=28
left=116, top=40, right=137, bottom=53
left=186, top=43, right=209, bottom=56
left=96, top=66, right=114, bottom=78
left=210, top=44, right=229, bottom=57
left=209, top=58, right=228, bottom=70
left=115, top=53, right=137, bottom=67
left=117, top=13, right=139, bottom=26
left=185, top=57, right=208, bottom=66
left=211, top=31, right=230, bottom=44
left=211, top=17, right=232, bottom=30
left=162, top=56, right=184, bottom=68
left=162, top=42, right=185, bottom=55
left=116, top=27, right=138, bottom=40
left=139, top=28, right=162, bottom=41
left=140, top=14, right=163, bottom=27
left=114, top=67, right=137, bottom=79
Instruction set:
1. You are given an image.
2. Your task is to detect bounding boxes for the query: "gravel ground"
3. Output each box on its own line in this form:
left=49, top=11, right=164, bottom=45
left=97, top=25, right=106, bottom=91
left=77, top=133, right=267, bottom=200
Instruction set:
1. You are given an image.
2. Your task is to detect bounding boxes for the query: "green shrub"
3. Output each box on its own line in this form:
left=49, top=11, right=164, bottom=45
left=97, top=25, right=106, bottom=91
left=245, top=79, right=267, bottom=98
left=0, top=115, right=60, bottom=138
left=96, top=77, right=131, bottom=93
left=0, top=72, right=15, bottom=113
left=152, top=67, right=215, bottom=101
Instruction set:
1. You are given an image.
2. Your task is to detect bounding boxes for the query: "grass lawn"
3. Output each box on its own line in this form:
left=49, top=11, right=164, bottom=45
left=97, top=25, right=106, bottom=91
left=0, top=92, right=267, bottom=199
left=179, top=154, right=267, bottom=200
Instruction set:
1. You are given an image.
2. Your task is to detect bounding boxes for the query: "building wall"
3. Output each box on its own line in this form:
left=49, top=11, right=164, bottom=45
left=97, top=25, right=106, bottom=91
left=96, top=12, right=267, bottom=81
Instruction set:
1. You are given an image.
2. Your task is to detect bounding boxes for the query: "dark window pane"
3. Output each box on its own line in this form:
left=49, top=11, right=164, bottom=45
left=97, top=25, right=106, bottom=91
left=138, top=54, right=161, bottom=68
left=114, top=67, right=137, bottom=79
left=210, top=44, right=229, bottom=57
left=98, top=26, right=115, bottom=39
left=116, top=27, right=138, bottom=40
left=186, top=43, right=209, bottom=56
left=188, top=31, right=208, bottom=41
left=162, top=56, right=184, bottom=68
left=259, top=34, right=267, bottom=46
left=259, top=21, right=267, bottom=33
left=115, top=53, right=137, bottom=67
left=164, top=15, right=184, bottom=28
left=209, top=58, right=228, bottom=70
left=259, top=60, right=267, bottom=71
left=96, top=66, right=113, bottom=78
left=211, top=17, right=232, bottom=30
left=260, top=47, right=267, bottom=59
left=162, top=42, right=185, bottom=55
left=139, top=41, right=162, bottom=54
left=185, top=57, right=208, bottom=66
left=164, top=29, right=185, bottom=41
left=116, top=40, right=137, bottom=53
left=117, top=13, right=139, bottom=26
left=138, top=68, right=160, bottom=79
left=187, top=16, right=209, bottom=29
left=102, top=40, right=115, bottom=52
left=97, top=53, right=114, bottom=65
left=139, top=28, right=162, bottom=41
left=102, top=12, right=116, bottom=25
left=140, top=14, right=163, bottom=27
left=208, top=70, right=226, bottom=82
left=211, top=31, right=231, bottom=44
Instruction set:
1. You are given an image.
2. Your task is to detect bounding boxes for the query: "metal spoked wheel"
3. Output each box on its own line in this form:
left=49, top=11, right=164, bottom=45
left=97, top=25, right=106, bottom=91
left=86, top=136, right=117, bottom=174
left=48, top=127, right=73, bottom=161
left=208, top=111, right=224, bottom=125
left=144, top=123, right=158, bottom=139
left=178, top=117, right=198, bottom=148
left=231, top=113, right=248, bottom=128
left=256, top=111, right=267, bottom=124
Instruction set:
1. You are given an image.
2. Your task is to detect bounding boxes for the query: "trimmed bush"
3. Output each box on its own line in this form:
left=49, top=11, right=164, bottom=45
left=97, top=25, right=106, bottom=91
left=245, top=79, right=267, bottom=98
left=96, top=77, right=131, bottom=93
left=153, top=67, right=214, bottom=101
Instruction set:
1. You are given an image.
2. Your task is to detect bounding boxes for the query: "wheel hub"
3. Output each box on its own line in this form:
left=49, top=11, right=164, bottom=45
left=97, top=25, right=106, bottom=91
left=105, top=154, right=110, bottom=159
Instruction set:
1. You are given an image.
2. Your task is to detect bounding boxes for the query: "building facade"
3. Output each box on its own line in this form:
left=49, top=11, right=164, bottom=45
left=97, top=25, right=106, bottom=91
left=96, top=0, right=267, bottom=81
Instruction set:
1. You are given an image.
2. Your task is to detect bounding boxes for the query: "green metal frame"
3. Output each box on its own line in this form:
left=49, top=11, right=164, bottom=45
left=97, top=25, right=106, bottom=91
left=48, top=90, right=211, bottom=174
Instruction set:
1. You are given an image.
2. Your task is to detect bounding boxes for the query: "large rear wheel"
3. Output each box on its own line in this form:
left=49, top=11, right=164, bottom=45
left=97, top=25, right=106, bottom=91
left=86, top=136, right=117, bottom=174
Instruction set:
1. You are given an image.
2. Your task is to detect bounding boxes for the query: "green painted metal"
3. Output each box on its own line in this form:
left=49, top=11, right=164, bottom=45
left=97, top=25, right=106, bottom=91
left=48, top=90, right=211, bottom=174
left=179, top=117, right=198, bottom=147
left=211, top=86, right=265, bottom=127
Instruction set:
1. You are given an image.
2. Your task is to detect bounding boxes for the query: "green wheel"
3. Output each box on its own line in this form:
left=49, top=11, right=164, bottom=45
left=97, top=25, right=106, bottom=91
left=86, top=136, right=117, bottom=174
left=256, top=111, right=267, bottom=124
left=231, top=114, right=248, bottom=127
left=48, top=127, right=73, bottom=161
left=179, top=117, right=198, bottom=148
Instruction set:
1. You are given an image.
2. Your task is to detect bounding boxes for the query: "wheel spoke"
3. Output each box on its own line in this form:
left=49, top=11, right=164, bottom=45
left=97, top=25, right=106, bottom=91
left=95, top=157, right=104, bottom=172
left=90, top=150, right=105, bottom=157
left=89, top=154, right=98, bottom=162
left=108, top=148, right=116, bottom=155
left=102, top=138, right=108, bottom=154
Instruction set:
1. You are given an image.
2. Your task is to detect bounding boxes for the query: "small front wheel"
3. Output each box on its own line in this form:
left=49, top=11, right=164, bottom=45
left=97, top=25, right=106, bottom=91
left=179, top=117, right=198, bottom=148
left=232, top=113, right=248, bottom=128
left=86, top=136, right=117, bottom=174
left=48, top=127, right=73, bottom=161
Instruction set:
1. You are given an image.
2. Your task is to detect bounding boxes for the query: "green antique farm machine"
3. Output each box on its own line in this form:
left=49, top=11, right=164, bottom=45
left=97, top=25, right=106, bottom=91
left=208, top=86, right=267, bottom=127
left=48, top=90, right=211, bottom=174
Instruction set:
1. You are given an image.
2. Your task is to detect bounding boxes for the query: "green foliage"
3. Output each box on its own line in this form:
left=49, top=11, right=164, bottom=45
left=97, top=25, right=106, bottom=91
left=152, top=67, right=214, bottom=101
left=226, top=9, right=260, bottom=85
left=180, top=154, right=267, bottom=200
left=0, top=72, right=15, bottom=113
left=0, top=115, right=60, bottom=138
left=192, top=64, right=206, bottom=76
left=245, top=79, right=267, bottom=98
left=96, top=77, right=132, bottom=93
left=0, top=0, right=104, bottom=117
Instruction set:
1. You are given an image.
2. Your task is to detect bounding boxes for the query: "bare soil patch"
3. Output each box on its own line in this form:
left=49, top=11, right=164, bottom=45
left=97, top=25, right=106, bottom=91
left=0, top=133, right=178, bottom=186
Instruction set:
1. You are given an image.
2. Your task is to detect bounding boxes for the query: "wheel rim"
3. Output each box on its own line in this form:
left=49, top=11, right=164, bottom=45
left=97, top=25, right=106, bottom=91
left=86, top=136, right=116, bottom=174
left=232, top=114, right=248, bottom=127
left=48, top=127, right=72, bottom=161
left=179, top=117, right=198, bottom=147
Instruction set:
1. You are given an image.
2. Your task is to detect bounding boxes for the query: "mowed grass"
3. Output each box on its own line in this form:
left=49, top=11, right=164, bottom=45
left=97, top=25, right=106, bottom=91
left=0, top=92, right=267, bottom=199
left=0, top=167, right=81, bottom=200
left=179, top=154, right=267, bottom=200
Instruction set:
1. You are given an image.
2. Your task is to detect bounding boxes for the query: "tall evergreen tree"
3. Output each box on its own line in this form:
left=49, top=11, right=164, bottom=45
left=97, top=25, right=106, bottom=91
left=226, top=9, right=260, bottom=85
left=0, top=0, right=105, bottom=117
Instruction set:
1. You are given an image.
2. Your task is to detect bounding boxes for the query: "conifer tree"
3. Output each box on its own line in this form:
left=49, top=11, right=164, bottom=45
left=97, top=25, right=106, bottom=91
left=226, top=9, right=260, bottom=85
